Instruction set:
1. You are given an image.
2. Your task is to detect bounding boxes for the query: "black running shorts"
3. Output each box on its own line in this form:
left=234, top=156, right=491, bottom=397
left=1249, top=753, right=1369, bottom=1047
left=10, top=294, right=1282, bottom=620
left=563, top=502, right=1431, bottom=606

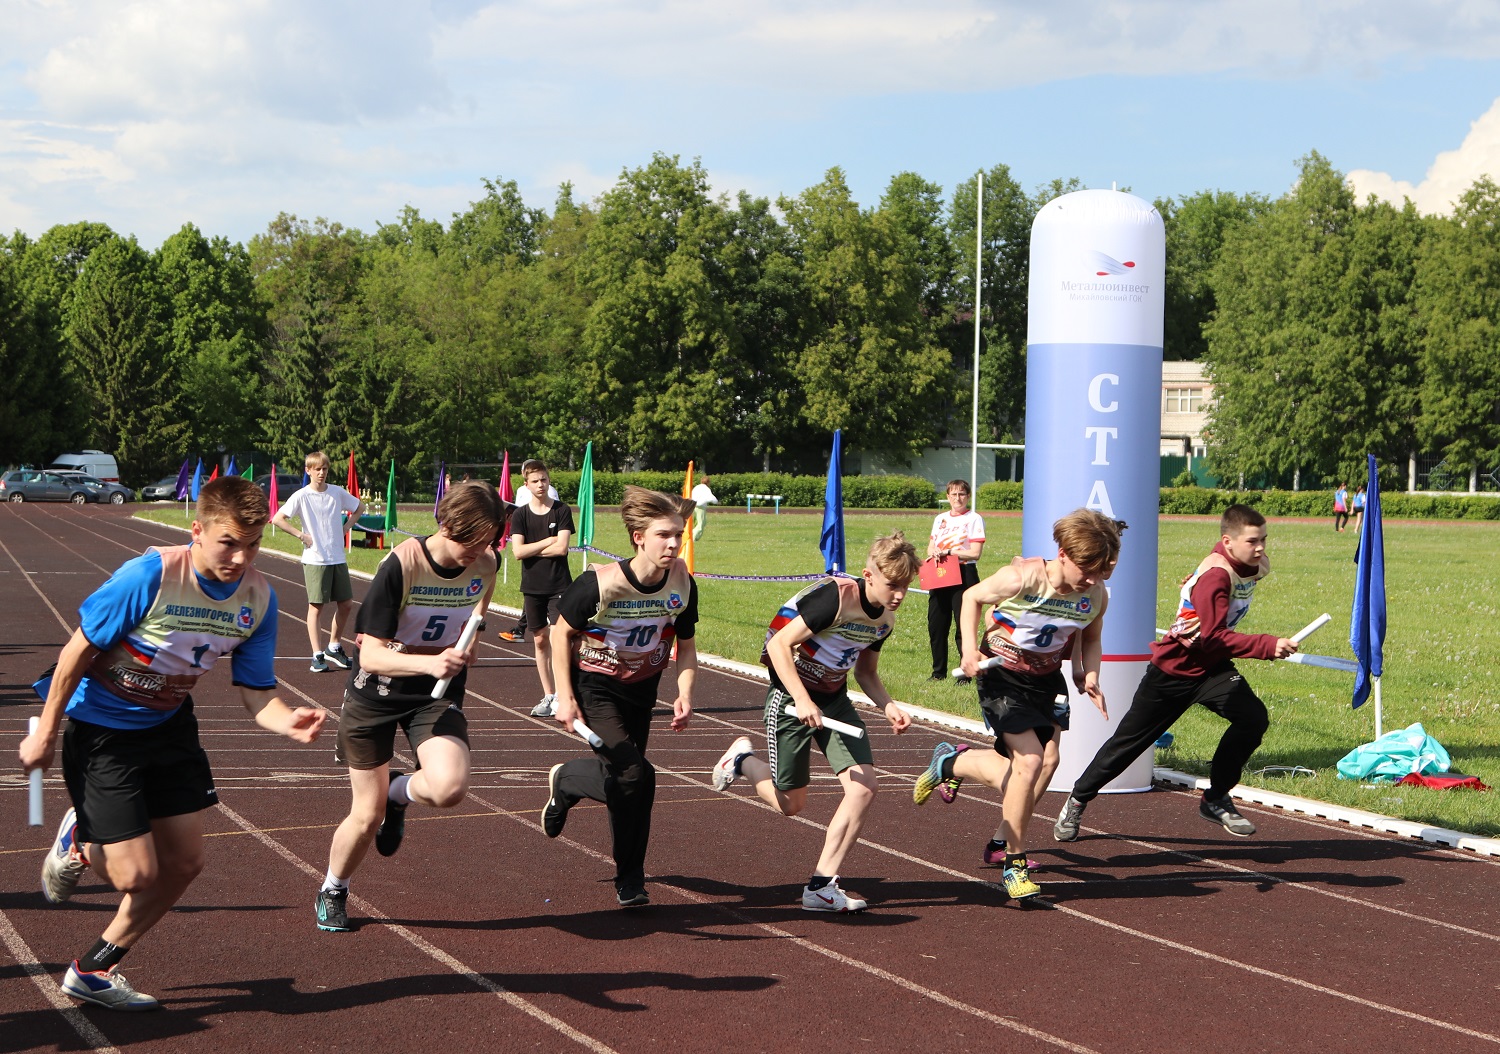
left=62, top=700, right=218, bottom=845
left=335, top=690, right=469, bottom=770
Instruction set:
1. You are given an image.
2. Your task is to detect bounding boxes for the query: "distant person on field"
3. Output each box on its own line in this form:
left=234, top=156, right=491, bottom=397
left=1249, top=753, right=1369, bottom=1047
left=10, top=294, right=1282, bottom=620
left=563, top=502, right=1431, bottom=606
left=915, top=510, right=1121, bottom=902
left=690, top=472, right=718, bottom=541
left=1053, top=504, right=1298, bottom=846
left=19, top=476, right=325, bottom=1010
left=1351, top=484, right=1366, bottom=534
left=505, top=459, right=575, bottom=717
left=925, top=480, right=985, bottom=682
left=271, top=451, right=364, bottom=673
left=1333, top=482, right=1350, bottom=532
left=710, top=532, right=918, bottom=913
left=499, top=476, right=562, bottom=643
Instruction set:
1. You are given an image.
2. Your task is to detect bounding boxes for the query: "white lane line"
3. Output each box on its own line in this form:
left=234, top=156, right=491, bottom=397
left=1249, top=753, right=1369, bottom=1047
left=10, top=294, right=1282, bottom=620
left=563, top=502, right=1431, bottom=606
left=213, top=801, right=619, bottom=1054
left=0, top=528, right=77, bottom=630
left=0, top=910, right=122, bottom=1053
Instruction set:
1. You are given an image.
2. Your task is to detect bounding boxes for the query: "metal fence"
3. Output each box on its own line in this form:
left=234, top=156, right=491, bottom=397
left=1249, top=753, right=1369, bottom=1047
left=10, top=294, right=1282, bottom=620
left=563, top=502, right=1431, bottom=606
left=1414, top=455, right=1500, bottom=493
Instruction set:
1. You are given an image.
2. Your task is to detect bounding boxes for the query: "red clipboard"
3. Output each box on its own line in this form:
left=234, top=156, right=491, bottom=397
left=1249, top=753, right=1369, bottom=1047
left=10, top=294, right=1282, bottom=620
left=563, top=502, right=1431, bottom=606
left=919, top=557, right=957, bottom=590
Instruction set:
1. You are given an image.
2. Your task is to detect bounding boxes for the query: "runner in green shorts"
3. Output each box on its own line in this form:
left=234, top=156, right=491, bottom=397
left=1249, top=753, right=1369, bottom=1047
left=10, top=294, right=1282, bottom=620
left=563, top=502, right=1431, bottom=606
left=711, top=532, right=919, bottom=913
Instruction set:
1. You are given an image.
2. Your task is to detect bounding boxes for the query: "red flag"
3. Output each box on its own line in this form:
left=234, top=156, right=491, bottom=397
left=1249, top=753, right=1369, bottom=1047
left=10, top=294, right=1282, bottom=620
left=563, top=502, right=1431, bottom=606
left=268, top=463, right=280, bottom=520
left=497, top=450, right=514, bottom=549
left=346, top=451, right=360, bottom=499
left=207, top=465, right=219, bottom=483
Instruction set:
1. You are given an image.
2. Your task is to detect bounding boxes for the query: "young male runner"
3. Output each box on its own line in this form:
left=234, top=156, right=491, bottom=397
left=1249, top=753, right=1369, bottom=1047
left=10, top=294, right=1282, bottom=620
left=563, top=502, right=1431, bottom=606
left=1053, top=504, right=1297, bottom=843
left=505, top=459, right=574, bottom=718
left=540, top=487, right=697, bottom=908
left=19, top=476, right=326, bottom=1010
left=711, top=532, right=920, bottom=913
left=315, top=481, right=506, bottom=932
left=914, top=510, right=1121, bottom=900
left=270, top=450, right=363, bottom=672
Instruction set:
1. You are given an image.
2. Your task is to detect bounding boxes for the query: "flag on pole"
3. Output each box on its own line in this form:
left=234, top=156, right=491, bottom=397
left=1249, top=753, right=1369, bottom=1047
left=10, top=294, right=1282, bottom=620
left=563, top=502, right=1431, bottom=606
left=433, top=460, right=447, bottom=522
left=1350, top=453, right=1386, bottom=717
left=345, top=452, right=360, bottom=552
left=497, top=450, right=514, bottom=549
left=207, top=465, right=219, bottom=484
left=820, top=429, right=845, bottom=574
left=577, top=442, right=595, bottom=570
left=384, top=459, right=399, bottom=535
left=226, top=455, right=237, bottom=477
left=240, top=463, right=254, bottom=480
left=190, top=458, right=204, bottom=501
left=680, top=460, right=695, bottom=573
left=173, top=458, right=191, bottom=500
left=268, top=464, right=280, bottom=521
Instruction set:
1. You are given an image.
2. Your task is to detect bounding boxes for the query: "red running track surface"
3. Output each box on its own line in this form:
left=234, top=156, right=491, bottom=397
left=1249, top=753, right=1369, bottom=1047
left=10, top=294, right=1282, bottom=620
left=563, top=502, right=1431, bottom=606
left=2, top=504, right=1498, bottom=1053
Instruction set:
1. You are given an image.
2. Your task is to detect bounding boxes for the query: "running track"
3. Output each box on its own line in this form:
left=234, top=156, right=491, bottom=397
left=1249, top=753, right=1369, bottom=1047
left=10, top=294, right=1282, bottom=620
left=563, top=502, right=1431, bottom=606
left=2, top=504, right=1497, bottom=1054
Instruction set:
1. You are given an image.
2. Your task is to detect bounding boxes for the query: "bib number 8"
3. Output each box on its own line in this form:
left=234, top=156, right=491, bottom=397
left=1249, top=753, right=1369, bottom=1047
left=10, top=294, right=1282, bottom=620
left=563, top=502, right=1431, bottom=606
left=1033, top=624, right=1058, bottom=648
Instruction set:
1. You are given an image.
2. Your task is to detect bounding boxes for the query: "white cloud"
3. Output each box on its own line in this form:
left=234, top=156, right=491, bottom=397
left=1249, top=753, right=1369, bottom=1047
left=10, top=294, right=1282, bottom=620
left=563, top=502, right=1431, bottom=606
left=1348, top=97, right=1500, bottom=215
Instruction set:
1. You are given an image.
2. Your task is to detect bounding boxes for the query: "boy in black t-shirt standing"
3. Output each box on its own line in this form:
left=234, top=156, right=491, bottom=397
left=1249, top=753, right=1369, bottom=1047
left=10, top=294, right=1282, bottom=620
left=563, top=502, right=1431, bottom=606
left=540, top=487, right=697, bottom=908
left=506, top=459, right=575, bottom=718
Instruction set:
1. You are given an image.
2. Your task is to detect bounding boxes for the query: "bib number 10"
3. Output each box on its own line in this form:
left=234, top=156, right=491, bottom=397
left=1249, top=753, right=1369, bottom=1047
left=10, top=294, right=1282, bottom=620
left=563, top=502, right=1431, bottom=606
left=624, top=624, right=658, bottom=647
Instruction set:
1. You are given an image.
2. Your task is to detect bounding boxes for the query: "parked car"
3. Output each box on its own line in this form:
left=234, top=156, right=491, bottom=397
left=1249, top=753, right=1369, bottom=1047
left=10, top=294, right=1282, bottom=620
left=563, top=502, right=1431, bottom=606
left=48, top=450, right=120, bottom=482
left=254, top=472, right=304, bottom=503
left=1, top=469, right=93, bottom=503
left=141, top=475, right=182, bottom=501
left=52, top=471, right=136, bottom=504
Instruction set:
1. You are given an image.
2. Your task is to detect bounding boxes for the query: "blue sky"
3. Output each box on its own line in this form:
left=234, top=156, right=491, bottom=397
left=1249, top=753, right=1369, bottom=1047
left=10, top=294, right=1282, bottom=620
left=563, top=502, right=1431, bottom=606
left=4, top=0, right=1500, bottom=248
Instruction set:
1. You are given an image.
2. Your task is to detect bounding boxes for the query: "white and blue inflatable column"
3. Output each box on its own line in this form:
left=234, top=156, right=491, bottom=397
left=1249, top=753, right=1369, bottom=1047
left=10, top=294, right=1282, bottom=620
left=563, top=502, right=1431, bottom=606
left=1024, top=190, right=1164, bottom=794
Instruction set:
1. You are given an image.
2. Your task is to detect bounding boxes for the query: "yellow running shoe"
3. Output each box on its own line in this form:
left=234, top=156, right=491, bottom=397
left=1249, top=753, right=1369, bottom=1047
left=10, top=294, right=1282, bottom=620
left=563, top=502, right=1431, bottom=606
left=1002, top=860, right=1042, bottom=901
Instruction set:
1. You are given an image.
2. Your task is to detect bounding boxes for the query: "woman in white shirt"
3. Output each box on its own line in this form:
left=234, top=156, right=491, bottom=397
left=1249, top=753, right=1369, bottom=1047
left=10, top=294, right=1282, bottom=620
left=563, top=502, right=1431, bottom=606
left=926, top=480, right=985, bottom=682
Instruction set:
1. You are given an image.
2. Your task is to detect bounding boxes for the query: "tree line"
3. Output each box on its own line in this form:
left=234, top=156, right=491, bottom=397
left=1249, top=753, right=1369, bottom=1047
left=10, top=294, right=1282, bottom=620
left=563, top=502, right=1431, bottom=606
left=1, top=152, right=1496, bottom=488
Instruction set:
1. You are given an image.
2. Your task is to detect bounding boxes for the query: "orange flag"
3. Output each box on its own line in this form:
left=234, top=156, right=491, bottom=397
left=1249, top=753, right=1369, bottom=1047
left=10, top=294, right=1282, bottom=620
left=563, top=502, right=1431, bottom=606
left=680, top=461, right=694, bottom=574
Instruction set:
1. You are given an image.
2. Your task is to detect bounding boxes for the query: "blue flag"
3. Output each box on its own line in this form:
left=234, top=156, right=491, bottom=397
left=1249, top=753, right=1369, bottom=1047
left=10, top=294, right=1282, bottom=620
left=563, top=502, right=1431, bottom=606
left=173, top=458, right=191, bottom=501
left=820, top=429, right=845, bottom=573
left=190, top=458, right=204, bottom=502
left=1350, top=454, right=1385, bottom=708
left=226, top=455, right=237, bottom=477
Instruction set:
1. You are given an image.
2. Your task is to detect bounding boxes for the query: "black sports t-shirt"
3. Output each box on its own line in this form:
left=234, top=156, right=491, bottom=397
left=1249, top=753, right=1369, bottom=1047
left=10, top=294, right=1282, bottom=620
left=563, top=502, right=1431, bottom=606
left=348, top=538, right=470, bottom=708
left=511, top=501, right=575, bottom=596
left=559, top=561, right=698, bottom=708
left=767, top=578, right=885, bottom=704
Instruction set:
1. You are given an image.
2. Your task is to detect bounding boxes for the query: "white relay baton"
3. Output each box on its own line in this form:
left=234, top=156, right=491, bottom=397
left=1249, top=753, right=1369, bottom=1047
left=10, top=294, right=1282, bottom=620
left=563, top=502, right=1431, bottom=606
left=951, top=655, right=1003, bottom=679
left=783, top=704, right=865, bottom=740
left=572, top=719, right=605, bottom=748
left=431, top=611, right=484, bottom=699
left=1290, top=613, right=1332, bottom=644
left=28, top=716, right=43, bottom=827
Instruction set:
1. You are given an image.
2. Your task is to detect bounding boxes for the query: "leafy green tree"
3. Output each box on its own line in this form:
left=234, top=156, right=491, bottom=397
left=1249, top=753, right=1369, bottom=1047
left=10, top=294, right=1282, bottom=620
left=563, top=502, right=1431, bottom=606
left=65, top=235, right=186, bottom=479
left=780, top=168, right=950, bottom=457
left=1415, top=177, right=1500, bottom=473
left=0, top=238, right=79, bottom=465
left=1205, top=153, right=1425, bottom=485
left=447, top=177, right=546, bottom=268
left=1157, top=190, right=1269, bottom=361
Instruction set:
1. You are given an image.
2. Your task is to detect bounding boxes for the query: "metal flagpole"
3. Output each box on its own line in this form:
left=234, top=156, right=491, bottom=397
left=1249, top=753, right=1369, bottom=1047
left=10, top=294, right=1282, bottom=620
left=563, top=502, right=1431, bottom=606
left=970, top=170, right=983, bottom=487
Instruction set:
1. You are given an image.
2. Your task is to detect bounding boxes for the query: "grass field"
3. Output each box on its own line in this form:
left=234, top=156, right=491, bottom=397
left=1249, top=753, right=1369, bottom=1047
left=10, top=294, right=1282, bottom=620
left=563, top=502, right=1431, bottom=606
left=139, top=504, right=1500, bottom=836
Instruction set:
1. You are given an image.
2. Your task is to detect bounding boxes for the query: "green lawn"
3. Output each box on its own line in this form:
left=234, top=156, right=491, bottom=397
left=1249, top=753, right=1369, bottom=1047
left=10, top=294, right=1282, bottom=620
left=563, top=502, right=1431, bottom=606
left=137, top=504, right=1499, bottom=835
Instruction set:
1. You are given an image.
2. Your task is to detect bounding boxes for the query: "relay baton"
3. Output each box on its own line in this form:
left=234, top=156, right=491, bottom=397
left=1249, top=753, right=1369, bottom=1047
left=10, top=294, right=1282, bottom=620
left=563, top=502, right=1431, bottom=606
left=782, top=704, right=865, bottom=740
left=1284, top=653, right=1360, bottom=672
left=431, top=611, right=485, bottom=699
left=951, top=655, right=1003, bottom=679
left=1290, top=613, right=1332, bottom=645
left=28, top=717, right=43, bottom=827
left=572, top=719, right=605, bottom=748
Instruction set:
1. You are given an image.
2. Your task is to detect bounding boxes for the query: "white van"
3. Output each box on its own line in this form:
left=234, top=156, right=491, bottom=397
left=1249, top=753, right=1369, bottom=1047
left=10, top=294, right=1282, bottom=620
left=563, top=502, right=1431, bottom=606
left=49, top=450, right=120, bottom=483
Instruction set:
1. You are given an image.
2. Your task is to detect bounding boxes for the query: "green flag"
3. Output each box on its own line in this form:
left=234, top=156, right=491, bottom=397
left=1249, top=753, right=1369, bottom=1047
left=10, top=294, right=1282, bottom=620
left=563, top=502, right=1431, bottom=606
left=240, top=463, right=254, bottom=480
left=384, top=459, right=399, bottom=534
left=577, top=442, right=595, bottom=547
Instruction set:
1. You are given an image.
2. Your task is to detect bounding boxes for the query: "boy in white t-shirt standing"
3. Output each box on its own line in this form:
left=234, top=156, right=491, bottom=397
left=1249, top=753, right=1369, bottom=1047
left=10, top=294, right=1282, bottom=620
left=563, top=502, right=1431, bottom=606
left=926, top=479, right=985, bottom=683
left=271, top=451, right=364, bottom=672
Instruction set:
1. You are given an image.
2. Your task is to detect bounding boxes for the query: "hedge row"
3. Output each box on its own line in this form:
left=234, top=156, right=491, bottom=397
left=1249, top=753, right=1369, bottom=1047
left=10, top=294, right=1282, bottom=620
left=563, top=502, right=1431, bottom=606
left=976, top=482, right=1500, bottom=520
left=533, top=471, right=943, bottom=510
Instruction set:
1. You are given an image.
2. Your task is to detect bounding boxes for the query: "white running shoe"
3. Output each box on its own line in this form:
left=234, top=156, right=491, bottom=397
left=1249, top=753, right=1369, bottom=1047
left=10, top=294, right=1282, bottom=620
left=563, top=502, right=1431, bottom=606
left=712, top=736, right=753, bottom=792
left=42, top=807, right=89, bottom=904
left=801, top=876, right=867, bottom=913
left=530, top=695, right=556, bottom=718
left=61, top=963, right=160, bottom=1011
